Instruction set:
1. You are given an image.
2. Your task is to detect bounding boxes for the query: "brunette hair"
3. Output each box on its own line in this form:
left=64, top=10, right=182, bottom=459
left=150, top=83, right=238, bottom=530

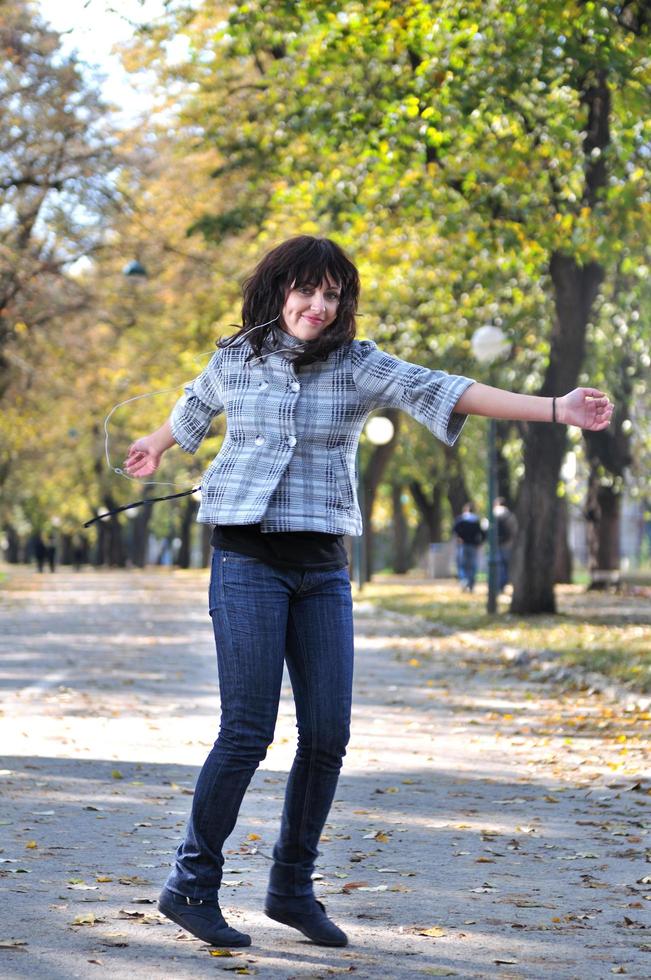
left=219, top=236, right=360, bottom=366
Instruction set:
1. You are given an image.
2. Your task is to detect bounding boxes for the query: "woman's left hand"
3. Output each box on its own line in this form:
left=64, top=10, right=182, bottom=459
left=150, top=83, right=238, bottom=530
left=558, top=388, right=614, bottom=430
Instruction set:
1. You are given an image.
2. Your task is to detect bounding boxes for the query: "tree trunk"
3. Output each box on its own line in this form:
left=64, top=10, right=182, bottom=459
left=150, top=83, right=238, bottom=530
left=443, top=445, right=469, bottom=523
left=511, top=65, right=609, bottom=614
left=131, top=505, right=153, bottom=568
left=177, top=496, right=199, bottom=568
left=582, top=352, right=633, bottom=587
left=585, top=466, right=621, bottom=587
left=201, top=523, right=213, bottom=567
left=95, top=495, right=126, bottom=567
left=553, top=494, right=573, bottom=584
left=391, top=482, right=410, bottom=573
left=409, top=479, right=442, bottom=542
left=511, top=422, right=568, bottom=612
left=3, top=524, right=20, bottom=563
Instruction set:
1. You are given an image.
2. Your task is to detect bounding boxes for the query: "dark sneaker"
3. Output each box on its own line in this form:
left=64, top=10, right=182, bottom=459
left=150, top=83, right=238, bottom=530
left=158, top=886, right=251, bottom=947
left=264, top=894, right=348, bottom=947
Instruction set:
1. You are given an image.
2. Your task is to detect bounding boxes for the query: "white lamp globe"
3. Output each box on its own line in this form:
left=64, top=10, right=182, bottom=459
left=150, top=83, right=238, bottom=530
left=365, top=416, right=395, bottom=446
left=471, top=325, right=510, bottom=365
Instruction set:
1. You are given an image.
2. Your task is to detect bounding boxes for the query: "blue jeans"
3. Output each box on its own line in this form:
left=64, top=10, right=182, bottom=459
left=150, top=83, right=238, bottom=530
left=457, top=542, right=479, bottom=591
left=497, top=546, right=512, bottom=591
left=165, top=548, right=354, bottom=901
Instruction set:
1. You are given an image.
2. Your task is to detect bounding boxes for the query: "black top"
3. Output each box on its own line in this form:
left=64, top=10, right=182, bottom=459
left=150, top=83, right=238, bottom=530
left=452, top=515, right=486, bottom=546
left=211, top=523, right=348, bottom=571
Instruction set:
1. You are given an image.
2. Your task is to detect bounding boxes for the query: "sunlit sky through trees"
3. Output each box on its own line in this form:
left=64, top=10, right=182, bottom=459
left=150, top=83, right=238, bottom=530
left=43, top=0, right=168, bottom=119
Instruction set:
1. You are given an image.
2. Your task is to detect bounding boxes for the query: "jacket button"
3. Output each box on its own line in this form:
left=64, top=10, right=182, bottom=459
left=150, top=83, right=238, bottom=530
left=255, top=435, right=265, bottom=446
left=258, top=381, right=269, bottom=390
left=287, top=436, right=297, bottom=448
left=290, top=381, right=300, bottom=392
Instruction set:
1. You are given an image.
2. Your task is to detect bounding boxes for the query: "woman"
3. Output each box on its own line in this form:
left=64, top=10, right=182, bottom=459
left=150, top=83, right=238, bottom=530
left=124, top=236, right=612, bottom=948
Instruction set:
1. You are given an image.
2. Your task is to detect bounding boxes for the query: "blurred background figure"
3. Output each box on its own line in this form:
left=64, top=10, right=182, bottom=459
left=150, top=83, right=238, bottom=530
left=32, top=532, right=48, bottom=573
left=453, top=502, right=486, bottom=592
left=493, top=497, right=518, bottom=592
left=45, top=532, right=57, bottom=572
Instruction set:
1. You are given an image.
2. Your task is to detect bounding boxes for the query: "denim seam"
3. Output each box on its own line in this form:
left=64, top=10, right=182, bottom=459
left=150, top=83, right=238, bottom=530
left=288, top=599, right=319, bottom=887
left=181, top=550, right=241, bottom=901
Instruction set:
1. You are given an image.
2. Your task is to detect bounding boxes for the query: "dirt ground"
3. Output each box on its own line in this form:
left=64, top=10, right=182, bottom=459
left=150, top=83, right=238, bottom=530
left=1, top=567, right=649, bottom=979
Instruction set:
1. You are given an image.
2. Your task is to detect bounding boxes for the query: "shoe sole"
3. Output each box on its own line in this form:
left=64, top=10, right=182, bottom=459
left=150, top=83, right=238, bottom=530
left=264, top=907, right=348, bottom=947
left=158, top=899, right=252, bottom=947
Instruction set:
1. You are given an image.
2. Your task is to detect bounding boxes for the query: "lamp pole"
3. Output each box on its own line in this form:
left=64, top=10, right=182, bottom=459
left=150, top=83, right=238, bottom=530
left=486, top=416, right=499, bottom=614
left=471, top=325, right=510, bottom=615
left=354, top=415, right=395, bottom=591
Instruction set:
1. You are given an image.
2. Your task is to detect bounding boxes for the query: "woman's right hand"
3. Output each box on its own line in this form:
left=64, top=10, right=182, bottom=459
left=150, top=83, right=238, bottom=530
left=123, top=436, right=164, bottom=478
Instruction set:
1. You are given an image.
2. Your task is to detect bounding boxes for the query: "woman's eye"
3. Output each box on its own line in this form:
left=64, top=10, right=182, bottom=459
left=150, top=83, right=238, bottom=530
left=326, top=293, right=340, bottom=302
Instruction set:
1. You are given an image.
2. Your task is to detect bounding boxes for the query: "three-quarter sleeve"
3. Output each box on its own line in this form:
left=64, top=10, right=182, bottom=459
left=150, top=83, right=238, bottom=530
left=351, top=340, right=475, bottom=446
left=170, top=351, right=225, bottom=454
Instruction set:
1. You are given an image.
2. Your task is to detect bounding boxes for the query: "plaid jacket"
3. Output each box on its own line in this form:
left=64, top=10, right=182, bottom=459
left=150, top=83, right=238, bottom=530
left=170, top=333, right=475, bottom=535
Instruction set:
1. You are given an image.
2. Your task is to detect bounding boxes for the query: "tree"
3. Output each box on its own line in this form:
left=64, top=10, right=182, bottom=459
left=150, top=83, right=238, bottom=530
left=0, top=0, right=119, bottom=396
left=168, top=0, right=649, bottom=612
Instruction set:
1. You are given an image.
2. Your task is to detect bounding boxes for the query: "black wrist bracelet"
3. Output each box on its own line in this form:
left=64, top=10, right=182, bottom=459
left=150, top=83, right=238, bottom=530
left=552, top=397, right=557, bottom=424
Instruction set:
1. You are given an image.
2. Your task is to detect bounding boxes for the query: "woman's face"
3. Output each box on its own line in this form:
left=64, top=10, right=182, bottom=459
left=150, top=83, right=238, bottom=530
left=281, top=277, right=341, bottom=341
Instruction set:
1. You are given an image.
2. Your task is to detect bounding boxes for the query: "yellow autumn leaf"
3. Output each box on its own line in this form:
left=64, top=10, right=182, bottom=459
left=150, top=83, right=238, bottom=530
left=72, top=913, right=97, bottom=926
left=408, top=658, right=421, bottom=667
left=208, top=950, right=234, bottom=957
left=418, top=925, right=446, bottom=938
left=96, top=875, right=113, bottom=882
left=246, top=833, right=261, bottom=841
left=25, top=840, right=38, bottom=849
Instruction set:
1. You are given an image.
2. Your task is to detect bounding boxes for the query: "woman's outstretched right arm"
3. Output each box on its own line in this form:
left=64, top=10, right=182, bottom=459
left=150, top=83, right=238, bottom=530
left=124, top=419, right=176, bottom=478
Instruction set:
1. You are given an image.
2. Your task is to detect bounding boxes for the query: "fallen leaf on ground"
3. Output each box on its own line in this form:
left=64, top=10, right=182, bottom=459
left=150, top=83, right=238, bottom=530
left=71, top=913, right=103, bottom=926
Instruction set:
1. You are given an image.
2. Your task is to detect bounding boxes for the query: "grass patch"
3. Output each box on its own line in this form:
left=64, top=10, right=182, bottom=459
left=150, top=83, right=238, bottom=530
left=356, top=576, right=651, bottom=692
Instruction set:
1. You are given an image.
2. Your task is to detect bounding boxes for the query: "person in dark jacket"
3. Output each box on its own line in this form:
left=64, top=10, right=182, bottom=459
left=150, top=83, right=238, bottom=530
left=33, top=532, right=48, bottom=573
left=122, top=235, right=614, bottom=950
left=493, top=497, right=518, bottom=590
left=453, top=502, right=486, bottom=592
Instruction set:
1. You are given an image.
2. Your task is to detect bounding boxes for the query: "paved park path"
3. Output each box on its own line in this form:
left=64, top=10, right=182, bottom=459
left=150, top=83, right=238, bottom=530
left=1, top=568, right=649, bottom=980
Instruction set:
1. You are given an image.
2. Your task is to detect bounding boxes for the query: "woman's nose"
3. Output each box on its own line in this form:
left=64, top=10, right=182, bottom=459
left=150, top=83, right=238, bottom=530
left=310, top=292, right=326, bottom=311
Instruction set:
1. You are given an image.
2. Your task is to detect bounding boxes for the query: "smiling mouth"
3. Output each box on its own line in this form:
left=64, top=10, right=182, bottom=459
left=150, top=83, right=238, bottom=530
left=302, top=315, right=324, bottom=324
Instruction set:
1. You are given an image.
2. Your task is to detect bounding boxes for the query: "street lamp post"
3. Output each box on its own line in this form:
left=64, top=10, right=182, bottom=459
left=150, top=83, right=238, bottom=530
left=471, top=325, right=510, bottom=615
left=354, top=415, right=395, bottom=591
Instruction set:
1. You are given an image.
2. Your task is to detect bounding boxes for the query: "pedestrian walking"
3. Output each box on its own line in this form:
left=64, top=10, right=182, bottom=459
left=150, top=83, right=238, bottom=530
left=453, top=502, right=486, bottom=592
left=32, top=532, right=48, bottom=573
left=493, top=496, right=518, bottom=591
left=123, top=235, right=613, bottom=949
left=45, top=532, right=57, bottom=573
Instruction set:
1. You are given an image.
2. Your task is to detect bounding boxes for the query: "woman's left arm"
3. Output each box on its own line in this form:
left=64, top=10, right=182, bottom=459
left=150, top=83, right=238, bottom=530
left=454, top=383, right=614, bottom=432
